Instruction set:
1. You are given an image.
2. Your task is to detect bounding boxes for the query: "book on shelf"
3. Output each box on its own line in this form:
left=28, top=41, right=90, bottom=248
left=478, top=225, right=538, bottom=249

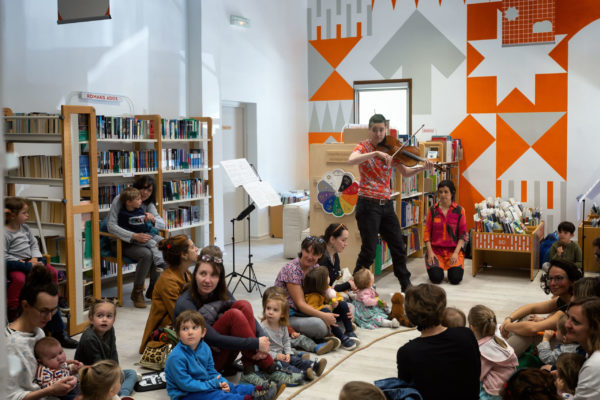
left=161, top=118, right=200, bottom=140
left=374, top=237, right=390, bottom=275
left=191, top=205, right=201, bottom=223
left=97, top=150, right=157, bottom=174
left=4, top=112, right=62, bottom=134
left=79, top=155, right=90, bottom=185
left=162, top=178, right=206, bottom=202
left=96, top=115, right=155, bottom=140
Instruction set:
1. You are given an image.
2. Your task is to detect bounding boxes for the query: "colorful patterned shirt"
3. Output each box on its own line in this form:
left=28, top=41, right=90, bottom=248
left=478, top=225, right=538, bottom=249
left=354, top=140, right=400, bottom=200
left=35, top=363, right=71, bottom=388
left=275, top=258, right=318, bottom=310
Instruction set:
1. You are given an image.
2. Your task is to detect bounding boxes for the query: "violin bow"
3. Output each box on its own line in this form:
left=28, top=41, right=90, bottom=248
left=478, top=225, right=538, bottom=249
left=392, top=124, right=425, bottom=158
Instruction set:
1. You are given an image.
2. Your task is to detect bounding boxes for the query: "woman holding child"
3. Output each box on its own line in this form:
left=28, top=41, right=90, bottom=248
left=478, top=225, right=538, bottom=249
left=106, top=175, right=166, bottom=307
left=6, top=266, right=78, bottom=400
left=174, top=245, right=293, bottom=385
left=139, top=234, right=195, bottom=353
left=500, top=259, right=582, bottom=356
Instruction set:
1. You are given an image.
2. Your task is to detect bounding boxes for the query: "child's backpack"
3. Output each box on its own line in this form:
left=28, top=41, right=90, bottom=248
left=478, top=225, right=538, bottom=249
left=539, top=231, right=559, bottom=268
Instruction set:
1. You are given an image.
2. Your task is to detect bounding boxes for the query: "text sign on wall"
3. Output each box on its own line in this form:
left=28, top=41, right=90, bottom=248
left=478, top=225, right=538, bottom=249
left=79, top=92, right=121, bottom=104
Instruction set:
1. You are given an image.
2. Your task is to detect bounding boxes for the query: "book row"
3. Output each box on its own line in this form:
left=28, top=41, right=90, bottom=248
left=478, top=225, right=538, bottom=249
left=163, top=178, right=208, bottom=202
left=4, top=112, right=62, bottom=134
left=161, top=119, right=205, bottom=140
left=8, top=155, right=62, bottom=178
left=96, top=116, right=156, bottom=140
left=400, top=199, right=421, bottom=228
left=163, top=205, right=202, bottom=229
left=26, top=201, right=65, bottom=224
left=161, top=148, right=205, bottom=170
left=97, top=150, right=158, bottom=174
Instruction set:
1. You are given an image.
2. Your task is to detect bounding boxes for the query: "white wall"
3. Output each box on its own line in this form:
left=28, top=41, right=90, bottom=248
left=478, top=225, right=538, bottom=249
left=199, top=0, right=309, bottom=243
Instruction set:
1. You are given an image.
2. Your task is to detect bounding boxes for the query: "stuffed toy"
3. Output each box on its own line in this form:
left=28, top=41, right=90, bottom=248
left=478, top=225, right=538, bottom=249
left=390, top=292, right=414, bottom=327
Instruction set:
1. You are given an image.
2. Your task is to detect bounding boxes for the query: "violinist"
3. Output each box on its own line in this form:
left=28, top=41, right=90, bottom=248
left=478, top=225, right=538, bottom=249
left=348, top=113, right=433, bottom=292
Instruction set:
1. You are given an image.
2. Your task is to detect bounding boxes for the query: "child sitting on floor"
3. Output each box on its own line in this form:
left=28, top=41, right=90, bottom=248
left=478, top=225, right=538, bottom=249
left=442, top=306, right=466, bottom=328
left=339, top=381, right=386, bottom=400
left=78, top=360, right=131, bottom=400
left=538, top=314, right=583, bottom=366
left=554, top=353, right=586, bottom=399
left=34, top=337, right=82, bottom=400
left=352, top=268, right=399, bottom=329
left=74, top=298, right=138, bottom=398
left=303, top=267, right=360, bottom=350
left=542, top=221, right=582, bottom=272
left=165, top=310, right=284, bottom=400
left=260, top=293, right=327, bottom=383
left=468, top=304, right=518, bottom=400
left=262, top=286, right=337, bottom=356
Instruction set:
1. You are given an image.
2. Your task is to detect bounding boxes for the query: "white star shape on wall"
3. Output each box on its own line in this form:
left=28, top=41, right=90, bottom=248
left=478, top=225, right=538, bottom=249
left=468, top=12, right=566, bottom=104
left=505, top=7, right=519, bottom=21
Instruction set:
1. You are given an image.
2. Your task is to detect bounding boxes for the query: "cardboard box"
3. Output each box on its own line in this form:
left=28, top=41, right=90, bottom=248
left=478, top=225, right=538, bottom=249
left=269, top=205, right=283, bottom=238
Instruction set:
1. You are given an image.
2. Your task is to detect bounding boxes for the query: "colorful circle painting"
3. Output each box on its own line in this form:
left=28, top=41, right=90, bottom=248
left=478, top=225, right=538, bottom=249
left=317, top=169, right=358, bottom=217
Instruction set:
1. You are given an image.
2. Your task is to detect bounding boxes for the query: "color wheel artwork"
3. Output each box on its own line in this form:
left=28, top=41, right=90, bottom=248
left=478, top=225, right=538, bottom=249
left=317, top=169, right=359, bottom=216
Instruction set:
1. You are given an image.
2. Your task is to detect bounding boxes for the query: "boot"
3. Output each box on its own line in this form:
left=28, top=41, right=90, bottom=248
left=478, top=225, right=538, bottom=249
left=131, top=286, right=147, bottom=308
left=145, top=280, right=155, bottom=299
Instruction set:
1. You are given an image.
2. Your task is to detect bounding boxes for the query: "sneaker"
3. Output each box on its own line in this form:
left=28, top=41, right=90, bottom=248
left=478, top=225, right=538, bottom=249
left=313, top=358, right=327, bottom=376
left=346, top=331, right=361, bottom=345
left=324, top=336, right=342, bottom=351
left=265, top=366, right=304, bottom=387
left=241, top=371, right=269, bottom=387
left=341, top=336, right=358, bottom=351
left=253, top=382, right=286, bottom=400
left=304, top=367, right=315, bottom=381
left=314, top=339, right=335, bottom=355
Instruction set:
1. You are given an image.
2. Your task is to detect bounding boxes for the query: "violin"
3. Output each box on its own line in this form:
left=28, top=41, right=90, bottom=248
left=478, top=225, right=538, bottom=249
left=375, top=135, right=449, bottom=172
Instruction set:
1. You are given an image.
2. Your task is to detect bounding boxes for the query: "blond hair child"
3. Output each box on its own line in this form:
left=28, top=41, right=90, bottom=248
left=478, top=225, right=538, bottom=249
left=352, top=268, right=399, bottom=329
left=260, top=293, right=326, bottom=383
left=468, top=305, right=518, bottom=400
left=74, top=299, right=138, bottom=397
left=442, top=306, right=466, bottom=328
left=78, top=360, right=125, bottom=400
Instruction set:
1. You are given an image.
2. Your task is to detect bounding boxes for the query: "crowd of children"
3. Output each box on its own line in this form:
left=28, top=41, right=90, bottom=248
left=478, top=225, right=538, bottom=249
left=6, top=205, right=600, bottom=400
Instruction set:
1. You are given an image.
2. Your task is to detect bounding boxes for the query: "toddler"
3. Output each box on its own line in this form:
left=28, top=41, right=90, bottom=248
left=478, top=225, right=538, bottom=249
left=34, top=337, right=82, bottom=400
left=442, top=306, right=466, bottom=328
left=554, top=353, right=586, bottom=399
left=537, top=314, right=582, bottom=365
left=78, top=359, right=129, bottom=400
left=165, top=310, right=284, bottom=400
left=5, top=196, right=77, bottom=348
left=262, top=286, right=336, bottom=355
left=74, top=298, right=138, bottom=398
left=501, top=369, right=561, bottom=400
left=542, top=221, right=582, bottom=272
left=339, top=381, right=386, bottom=400
left=468, top=304, right=518, bottom=400
left=260, top=293, right=327, bottom=383
left=303, top=267, right=360, bottom=350
left=352, top=268, right=399, bottom=329
left=117, top=187, right=163, bottom=252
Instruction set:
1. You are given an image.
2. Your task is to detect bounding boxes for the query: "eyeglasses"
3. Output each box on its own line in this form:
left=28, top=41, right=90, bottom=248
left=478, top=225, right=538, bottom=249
left=305, top=235, right=325, bottom=244
left=201, top=254, right=223, bottom=264
left=547, top=275, right=566, bottom=283
left=33, top=305, right=59, bottom=317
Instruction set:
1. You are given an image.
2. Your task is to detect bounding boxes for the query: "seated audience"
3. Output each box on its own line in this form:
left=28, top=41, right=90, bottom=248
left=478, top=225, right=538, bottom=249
left=442, top=306, right=466, bottom=328
left=542, top=222, right=582, bottom=272
left=78, top=360, right=127, bottom=400
left=319, top=223, right=357, bottom=293
left=396, top=283, right=480, bottom=400
left=353, top=268, right=399, bottom=329
left=537, top=314, right=583, bottom=366
left=501, top=259, right=582, bottom=356
left=468, top=305, right=518, bottom=400
left=564, top=297, right=600, bottom=399
left=140, top=235, right=195, bottom=353
left=7, top=266, right=77, bottom=400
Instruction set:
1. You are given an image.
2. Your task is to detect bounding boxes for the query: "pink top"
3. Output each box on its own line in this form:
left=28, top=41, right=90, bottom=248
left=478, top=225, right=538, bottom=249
left=356, top=287, right=379, bottom=307
left=478, top=336, right=518, bottom=396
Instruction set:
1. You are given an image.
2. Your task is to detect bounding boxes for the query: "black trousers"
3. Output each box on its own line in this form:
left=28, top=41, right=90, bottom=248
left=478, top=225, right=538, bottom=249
left=354, top=197, right=410, bottom=286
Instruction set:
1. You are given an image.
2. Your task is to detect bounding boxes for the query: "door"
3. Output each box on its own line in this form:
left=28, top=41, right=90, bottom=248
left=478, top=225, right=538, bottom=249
left=221, top=104, right=247, bottom=244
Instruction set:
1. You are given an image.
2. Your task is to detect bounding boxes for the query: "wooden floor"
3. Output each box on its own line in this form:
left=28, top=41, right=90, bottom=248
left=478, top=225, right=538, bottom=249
left=73, top=237, right=570, bottom=400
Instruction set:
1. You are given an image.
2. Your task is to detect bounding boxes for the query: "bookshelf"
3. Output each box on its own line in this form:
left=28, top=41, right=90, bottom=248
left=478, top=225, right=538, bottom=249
left=159, top=117, right=214, bottom=246
left=3, top=106, right=101, bottom=335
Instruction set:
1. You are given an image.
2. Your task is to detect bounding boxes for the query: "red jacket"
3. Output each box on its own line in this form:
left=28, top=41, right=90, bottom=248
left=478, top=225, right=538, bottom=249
left=424, top=202, right=467, bottom=249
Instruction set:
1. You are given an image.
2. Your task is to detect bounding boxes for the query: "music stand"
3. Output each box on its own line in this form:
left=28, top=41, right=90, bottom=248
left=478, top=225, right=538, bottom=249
left=225, top=203, right=265, bottom=295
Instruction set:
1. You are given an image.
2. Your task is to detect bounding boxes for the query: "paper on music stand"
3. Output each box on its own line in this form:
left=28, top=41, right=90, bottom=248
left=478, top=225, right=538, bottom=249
left=577, top=177, right=600, bottom=220
left=243, top=181, right=282, bottom=209
left=220, top=159, right=258, bottom=187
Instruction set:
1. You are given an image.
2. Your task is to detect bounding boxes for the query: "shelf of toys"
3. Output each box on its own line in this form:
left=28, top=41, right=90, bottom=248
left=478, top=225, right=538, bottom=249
left=472, top=198, right=544, bottom=281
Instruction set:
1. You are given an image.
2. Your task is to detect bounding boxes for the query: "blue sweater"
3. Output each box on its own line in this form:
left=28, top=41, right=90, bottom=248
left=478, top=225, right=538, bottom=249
left=165, top=339, right=228, bottom=400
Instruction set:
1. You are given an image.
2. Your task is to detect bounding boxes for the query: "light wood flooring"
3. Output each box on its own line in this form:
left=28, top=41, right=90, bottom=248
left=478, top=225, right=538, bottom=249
left=68, top=237, right=571, bottom=400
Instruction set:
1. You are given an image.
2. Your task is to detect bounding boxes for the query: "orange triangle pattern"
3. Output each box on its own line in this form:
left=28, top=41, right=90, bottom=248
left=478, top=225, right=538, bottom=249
left=391, top=0, right=397, bottom=9
left=466, top=43, right=484, bottom=76
left=310, top=71, right=354, bottom=101
left=496, top=116, right=530, bottom=178
left=497, top=88, right=536, bottom=113
left=556, top=0, right=600, bottom=37
left=310, top=36, right=362, bottom=69
left=450, top=115, right=495, bottom=171
left=308, top=132, right=343, bottom=145
left=549, top=38, right=568, bottom=71
left=532, top=114, right=568, bottom=180
left=458, top=175, right=486, bottom=231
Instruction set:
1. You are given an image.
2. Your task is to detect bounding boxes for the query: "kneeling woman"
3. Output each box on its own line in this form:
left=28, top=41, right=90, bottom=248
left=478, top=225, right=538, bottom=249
left=423, top=180, right=467, bottom=285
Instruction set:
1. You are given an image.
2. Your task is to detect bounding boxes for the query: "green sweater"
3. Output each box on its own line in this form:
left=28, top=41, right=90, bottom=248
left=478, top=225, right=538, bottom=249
left=550, top=240, right=582, bottom=270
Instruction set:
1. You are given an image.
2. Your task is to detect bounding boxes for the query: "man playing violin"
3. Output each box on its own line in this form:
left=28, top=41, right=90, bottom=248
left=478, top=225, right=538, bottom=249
left=348, top=113, right=433, bottom=292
